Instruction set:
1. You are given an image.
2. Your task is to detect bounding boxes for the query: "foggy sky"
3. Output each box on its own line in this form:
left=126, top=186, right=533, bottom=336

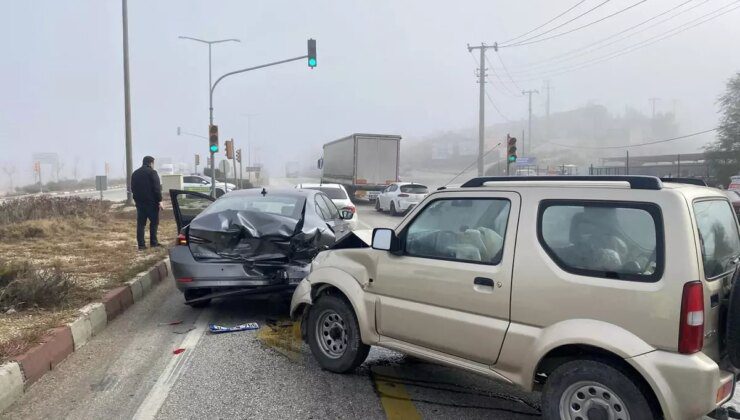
left=2, top=0, right=740, bottom=186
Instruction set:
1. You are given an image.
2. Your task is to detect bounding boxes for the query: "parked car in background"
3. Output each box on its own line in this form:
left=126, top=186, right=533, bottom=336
left=295, top=183, right=359, bottom=230
left=375, top=182, right=429, bottom=216
left=168, top=188, right=354, bottom=307
left=729, top=175, right=740, bottom=191
left=182, top=174, right=235, bottom=197
left=292, top=175, right=740, bottom=420
left=724, top=189, right=740, bottom=217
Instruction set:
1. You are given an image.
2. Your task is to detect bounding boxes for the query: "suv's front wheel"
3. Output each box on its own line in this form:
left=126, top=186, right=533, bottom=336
left=542, top=359, right=656, bottom=420
left=307, top=294, right=370, bottom=373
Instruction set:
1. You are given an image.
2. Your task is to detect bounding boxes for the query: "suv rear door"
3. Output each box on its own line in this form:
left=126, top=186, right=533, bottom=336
left=170, top=189, right=215, bottom=232
left=370, top=191, right=520, bottom=365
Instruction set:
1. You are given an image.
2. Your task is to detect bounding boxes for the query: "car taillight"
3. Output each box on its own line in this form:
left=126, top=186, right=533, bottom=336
left=678, top=281, right=704, bottom=354
left=716, top=379, right=734, bottom=403
left=176, top=233, right=187, bottom=246
left=344, top=205, right=356, bottom=214
left=398, top=194, right=409, bottom=198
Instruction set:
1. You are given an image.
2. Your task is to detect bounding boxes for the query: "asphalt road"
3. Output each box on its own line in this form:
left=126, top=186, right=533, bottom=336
left=1, top=203, right=541, bottom=420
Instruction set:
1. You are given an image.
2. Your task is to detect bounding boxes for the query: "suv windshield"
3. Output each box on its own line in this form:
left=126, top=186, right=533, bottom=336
left=694, top=199, right=740, bottom=278
left=305, top=187, right=347, bottom=200
left=201, top=194, right=305, bottom=220
left=400, top=184, right=428, bottom=194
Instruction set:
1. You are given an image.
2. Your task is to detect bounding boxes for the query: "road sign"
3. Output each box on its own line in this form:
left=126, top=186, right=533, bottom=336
left=96, top=175, right=108, bottom=191
left=515, top=157, right=537, bottom=165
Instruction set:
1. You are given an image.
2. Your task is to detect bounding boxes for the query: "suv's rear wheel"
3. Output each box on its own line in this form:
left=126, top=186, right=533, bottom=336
left=542, top=359, right=656, bottom=420
left=390, top=201, right=399, bottom=216
left=307, top=294, right=369, bottom=373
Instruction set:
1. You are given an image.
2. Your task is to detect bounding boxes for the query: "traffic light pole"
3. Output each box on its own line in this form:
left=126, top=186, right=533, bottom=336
left=208, top=54, right=309, bottom=193
left=231, top=140, right=238, bottom=189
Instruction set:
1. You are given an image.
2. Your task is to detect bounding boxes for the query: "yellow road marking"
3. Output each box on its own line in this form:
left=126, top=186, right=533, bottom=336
left=372, top=366, right=423, bottom=420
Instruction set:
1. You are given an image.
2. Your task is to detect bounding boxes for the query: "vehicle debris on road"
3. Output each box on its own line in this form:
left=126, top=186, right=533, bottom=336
left=208, top=323, right=260, bottom=334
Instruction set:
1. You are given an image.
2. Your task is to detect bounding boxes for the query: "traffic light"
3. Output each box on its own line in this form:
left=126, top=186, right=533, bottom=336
left=209, top=125, right=218, bottom=153
left=225, top=139, right=234, bottom=159
left=307, top=38, right=317, bottom=68
left=195, top=154, right=200, bottom=166
left=507, top=135, right=517, bottom=163
left=235, top=149, right=242, bottom=163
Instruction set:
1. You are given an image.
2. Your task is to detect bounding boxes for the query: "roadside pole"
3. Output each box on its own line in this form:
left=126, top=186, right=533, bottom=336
left=238, top=149, right=243, bottom=188
left=122, top=0, right=134, bottom=205
left=231, top=139, right=238, bottom=189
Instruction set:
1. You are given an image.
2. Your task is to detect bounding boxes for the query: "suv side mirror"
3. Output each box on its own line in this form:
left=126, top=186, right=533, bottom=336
left=372, top=228, right=400, bottom=252
left=340, top=210, right=354, bottom=220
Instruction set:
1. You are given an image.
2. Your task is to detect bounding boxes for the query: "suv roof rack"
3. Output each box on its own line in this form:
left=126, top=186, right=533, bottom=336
left=659, top=177, right=707, bottom=187
left=459, top=175, right=663, bottom=190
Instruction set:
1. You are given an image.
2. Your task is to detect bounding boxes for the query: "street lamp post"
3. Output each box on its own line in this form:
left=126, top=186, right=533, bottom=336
left=178, top=36, right=240, bottom=197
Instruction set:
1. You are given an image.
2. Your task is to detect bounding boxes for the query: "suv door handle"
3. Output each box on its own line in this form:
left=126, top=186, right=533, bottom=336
left=474, top=277, right=494, bottom=287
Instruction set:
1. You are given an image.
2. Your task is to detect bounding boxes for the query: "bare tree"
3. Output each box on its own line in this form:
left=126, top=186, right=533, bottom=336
left=2, top=165, right=16, bottom=191
left=56, top=159, right=65, bottom=181
left=73, top=156, right=80, bottom=180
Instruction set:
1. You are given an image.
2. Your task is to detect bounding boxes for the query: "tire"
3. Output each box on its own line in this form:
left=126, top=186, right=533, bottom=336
left=542, top=359, right=657, bottom=420
left=390, top=201, right=399, bottom=216
left=306, top=294, right=370, bottom=373
left=725, top=269, right=740, bottom=368
left=375, top=199, right=382, bottom=212
left=184, top=289, right=211, bottom=308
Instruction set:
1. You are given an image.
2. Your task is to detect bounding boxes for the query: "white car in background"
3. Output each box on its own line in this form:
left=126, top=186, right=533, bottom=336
left=183, top=174, right=236, bottom=197
left=295, top=183, right=359, bottom=230
left=375, top=182, right=429, bottom=216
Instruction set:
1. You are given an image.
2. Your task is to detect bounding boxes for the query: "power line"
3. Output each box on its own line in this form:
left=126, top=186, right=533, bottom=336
left=444, top=142, right=502, bottom=186
left=485, top=89, right=513, bottom=122
left=500, top=0, right=706, bottom=74
left=548, top=128, right=717, bottom=149
left=499, top=0, right=613, bottom=47
left=502, top=0, right=648, bottom=48
left=468, top=50, right=519, bottom=98
left=483, top=53, right=522, bottom=96
left=492, top=52, right=524, bottom=92
left=506, top=2, right=740, bottom=82
left=500, top=0, right=587, bottom=45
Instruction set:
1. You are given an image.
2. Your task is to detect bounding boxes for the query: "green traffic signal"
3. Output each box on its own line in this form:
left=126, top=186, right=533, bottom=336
left=508, top=155, right=517, bottom=162
left=308, top=57, right=317, bottom=68
left=210, top=144, right=218, bottom=153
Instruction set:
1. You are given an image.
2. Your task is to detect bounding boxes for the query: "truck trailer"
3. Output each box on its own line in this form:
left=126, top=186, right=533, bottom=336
left=319, top=133, right=401, bottom=200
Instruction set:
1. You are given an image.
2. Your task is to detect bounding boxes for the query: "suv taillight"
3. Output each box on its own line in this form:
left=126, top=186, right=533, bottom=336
left=176, top=233, right=187, bottom=246
left=679, top=281, right=704, bottom=354
left=398, top=193, right=409, bottom=198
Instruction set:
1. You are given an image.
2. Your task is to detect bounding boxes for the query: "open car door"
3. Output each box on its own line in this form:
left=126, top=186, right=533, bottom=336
left=170, top=189, right=215, bottom=232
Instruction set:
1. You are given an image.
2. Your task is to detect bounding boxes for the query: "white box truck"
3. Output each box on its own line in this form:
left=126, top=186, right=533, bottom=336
left=319, top=133, right=401, bottom=200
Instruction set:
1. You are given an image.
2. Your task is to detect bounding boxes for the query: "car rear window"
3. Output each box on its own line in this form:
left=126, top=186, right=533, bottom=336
left=694, top=199, right=740, bottom=279
left=538, top=200, right=663, bottom=282
left=305, top=187, right=347, bottom=200
left=400, top=184, right=428, bottom=194
left=201, top=194, right=304, bottom=220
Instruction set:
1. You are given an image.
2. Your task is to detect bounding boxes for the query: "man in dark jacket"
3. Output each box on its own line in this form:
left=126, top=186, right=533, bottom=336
left=131, top=156, right=163, bottom=250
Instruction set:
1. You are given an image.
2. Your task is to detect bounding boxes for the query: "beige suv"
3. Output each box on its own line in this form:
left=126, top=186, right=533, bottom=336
left=290, top=176, right=740, bottom=419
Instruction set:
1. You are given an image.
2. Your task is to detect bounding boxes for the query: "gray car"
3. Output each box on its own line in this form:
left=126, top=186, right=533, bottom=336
left=169, top=188, right=354, bottom=307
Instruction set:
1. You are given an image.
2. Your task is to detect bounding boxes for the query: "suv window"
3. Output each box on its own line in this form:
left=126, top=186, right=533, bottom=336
left=694, top=199, right=740, bottom=279
left=183, top=176, right=199, bottom=183
left=404, top=198, right=511, bottom=264
left=538, top=200, right=663, bottom=282
left=388, top=185, right=398, bottom=192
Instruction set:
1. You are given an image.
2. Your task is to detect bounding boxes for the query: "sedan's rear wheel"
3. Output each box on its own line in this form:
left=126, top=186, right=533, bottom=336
left=390, top=201, right=399, bottom=216
left=307, top=294, right=369, bottom=373
left=375, top=199, right=382, bottom=212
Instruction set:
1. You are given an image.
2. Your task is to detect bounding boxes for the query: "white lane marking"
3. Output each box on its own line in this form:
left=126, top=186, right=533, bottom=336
left=132, top=308, right=210, bottom=420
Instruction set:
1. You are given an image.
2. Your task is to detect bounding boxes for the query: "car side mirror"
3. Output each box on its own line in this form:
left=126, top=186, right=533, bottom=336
left=340, top=210, right=354, bottom=220
left=372, top=228, right=400, bottom=252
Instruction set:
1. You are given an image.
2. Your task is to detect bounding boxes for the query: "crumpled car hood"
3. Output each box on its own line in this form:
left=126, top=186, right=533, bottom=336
left=188, top=205, right=335, bottom=265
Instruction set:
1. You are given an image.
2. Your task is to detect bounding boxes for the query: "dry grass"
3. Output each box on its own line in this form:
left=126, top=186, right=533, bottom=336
left=0, top=199, right=176, bottom=362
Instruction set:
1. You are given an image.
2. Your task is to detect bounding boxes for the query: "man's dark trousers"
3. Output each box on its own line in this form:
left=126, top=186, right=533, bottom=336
left=136, top=204, right=159, bottom=248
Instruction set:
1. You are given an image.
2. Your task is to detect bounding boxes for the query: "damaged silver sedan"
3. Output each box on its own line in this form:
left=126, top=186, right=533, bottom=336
left=168, top=188, right=354, bottom=307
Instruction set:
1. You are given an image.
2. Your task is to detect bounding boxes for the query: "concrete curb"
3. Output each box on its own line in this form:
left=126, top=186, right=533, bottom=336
left=0, top=362, right=23, bottom=413
left=1, top=258, right=170, bottom=414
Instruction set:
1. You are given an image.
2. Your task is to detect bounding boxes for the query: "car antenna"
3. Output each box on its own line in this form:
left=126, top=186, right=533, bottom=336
left=261, top=188, right=267, bottom=196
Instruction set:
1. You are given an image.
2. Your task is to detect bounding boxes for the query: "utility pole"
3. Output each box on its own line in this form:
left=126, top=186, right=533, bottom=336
left=237, top=149, right=243, bottom=187
left=522, top=89, right=539, bottom=157
left=467, top=43, right=497, bottom=176
left=122, top=0, right=134, bottom=206
left=230, top=138, right=238, bottom=189
left=648, top=97, right=660, bottom=119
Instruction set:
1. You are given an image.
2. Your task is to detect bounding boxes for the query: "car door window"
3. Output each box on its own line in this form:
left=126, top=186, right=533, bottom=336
left=320, top=194, right=340, bottom=219
left=389, top=185, right=398, bottom=193
left=404, top=198, right=511, bottom=264
left=315, top=196, right=332, bottom=221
